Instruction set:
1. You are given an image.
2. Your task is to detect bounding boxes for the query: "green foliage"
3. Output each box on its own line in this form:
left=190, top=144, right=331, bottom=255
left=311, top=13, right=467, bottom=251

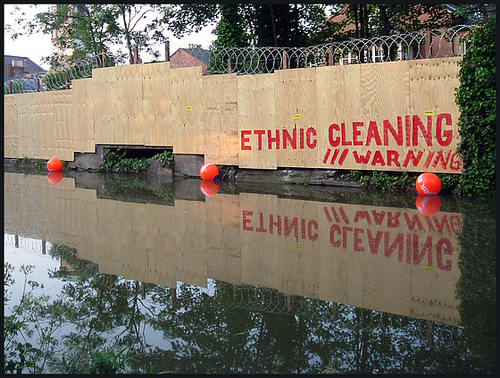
left=152, top=150, right=174, bottom=168
left=346, top=170, right=461, bottom=193
left=454, top=18, right=496, bottom=196
left=212, top=4, right=250, bottom=48
left=455, top=198, right=496, bottom=368
left=167, top=4, right=328, bottom=48
left=99, top=148, right=150, bottom=173
left=346, top=170, right=415, bottom=192
left=53, top=347, right=131, bottom=374
left=332, top=4, right=458, bottom=40
left=4, top=261, right=136, bottom=374
left=4, top=264, right=50, bottom=374
left=7, top=4, right=173, bottom=66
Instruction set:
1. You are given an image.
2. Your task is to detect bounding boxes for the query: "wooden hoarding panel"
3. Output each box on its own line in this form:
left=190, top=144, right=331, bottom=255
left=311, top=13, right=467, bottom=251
left=331, top=61, right=411, bottom=172
left=170, top=66, right=204, bottom=154
left=93, top=66, right=116, bottom=144
left=32, top=92, right=54, bottom=159
left=16, top=93, right=33, bottom=158
left=274, top=68, right=318, bottom=168
left=111, top=64, right=145, bottom=145
left=4, top=95, right=19, bottom=158
left=408, top=58, right=462, bottom=173
left=72, top=78, right=96, bottom=153
left=202, top=74, right=239, bottom=165
left=142, top=62, right=174, bottom=147
left=53, top=90, right=75, bottom=160
left=238, top=74, right=277, bottom=169
left=316, top=64, right=362, bottom=171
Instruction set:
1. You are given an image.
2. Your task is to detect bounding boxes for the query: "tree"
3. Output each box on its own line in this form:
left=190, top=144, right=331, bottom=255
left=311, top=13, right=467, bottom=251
left=164, top=4, right=329, bottom=48
left=212, top=4, right=250, bottom=48
left=6, top=4, right=173, bottom=67
left=329, top=4, right=459, bottom=40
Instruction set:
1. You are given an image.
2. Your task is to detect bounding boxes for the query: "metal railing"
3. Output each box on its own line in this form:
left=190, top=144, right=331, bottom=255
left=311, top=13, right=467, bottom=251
left=4, top=25, right=474, bottom=94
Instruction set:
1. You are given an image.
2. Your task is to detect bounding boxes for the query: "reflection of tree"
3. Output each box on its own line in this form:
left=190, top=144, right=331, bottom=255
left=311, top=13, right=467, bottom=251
left=6, top=240, right=493, bottom=374
left=455, top=197, right=496, bottom=371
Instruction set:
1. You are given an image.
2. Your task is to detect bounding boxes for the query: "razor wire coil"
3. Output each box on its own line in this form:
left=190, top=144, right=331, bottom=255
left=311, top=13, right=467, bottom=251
left=5, top=25, right=474, bottom=94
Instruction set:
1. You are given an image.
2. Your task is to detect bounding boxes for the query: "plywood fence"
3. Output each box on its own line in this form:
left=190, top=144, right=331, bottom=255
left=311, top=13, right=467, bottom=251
left=5, top=172, right=463, bottom=324
left=4, top=57, right=463, bottom=173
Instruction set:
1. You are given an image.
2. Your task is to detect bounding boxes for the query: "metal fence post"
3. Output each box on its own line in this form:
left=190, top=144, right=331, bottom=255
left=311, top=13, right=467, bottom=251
left=134, top=45, right=139, bottom=64
left=228, top=58, right=234, bottom=73
left=65, top=71, right=71, bottom=90
left=328, top=45, right=334, bottom=66
left=9, top=80, right=13, bottom=94
left=165, top=40, right=170, bottom=62
left=283, top=50, right=288, bottom=69
left=36, top=77, right=40, bottom=92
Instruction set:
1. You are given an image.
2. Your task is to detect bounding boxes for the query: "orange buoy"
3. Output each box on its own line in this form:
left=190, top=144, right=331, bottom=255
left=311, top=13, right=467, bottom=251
left=416, top=172, right=441, bottom=195
left=416, top=194, right=441, bottom=216
left=200, top=180, right=220, bottom=196
left=47, top=157, right=63, bottom=172
left=200, top=163, right=219, bottom=181
left=47, top=171, right=64, bottom=185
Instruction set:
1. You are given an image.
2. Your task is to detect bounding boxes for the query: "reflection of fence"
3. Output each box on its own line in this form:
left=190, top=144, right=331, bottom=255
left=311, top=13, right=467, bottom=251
left=211, top=280, right=465, bottom=350
left=4, top=26, right=474, bottom=94
left=5, top=234, right=48, bottom=254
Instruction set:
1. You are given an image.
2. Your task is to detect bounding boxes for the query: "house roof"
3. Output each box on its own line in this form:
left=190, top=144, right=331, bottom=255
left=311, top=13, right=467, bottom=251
left=4, top=55, right=47, bottom=74
left=182, top=48, right=210, bottom=66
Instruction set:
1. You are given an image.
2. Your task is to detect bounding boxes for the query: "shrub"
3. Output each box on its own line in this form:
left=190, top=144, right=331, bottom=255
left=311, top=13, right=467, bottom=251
left=99, top=148, right=150, bottom=173
left=152, top=150, right=174, bottom=168
left=454, top=19, right=496, bottom=196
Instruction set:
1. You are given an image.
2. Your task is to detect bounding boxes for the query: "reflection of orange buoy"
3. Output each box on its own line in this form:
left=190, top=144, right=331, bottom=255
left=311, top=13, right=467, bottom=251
left=47, top=157, right=63, bottom=172
left=416, top=194, right=441, bottom=216
left=200, top=163, right=219, bottom=181
left=416, top=172, right=441, bottom=195
left=47, top=171, right=64, bottom=185
left=200, top=180, right=220, bottom=196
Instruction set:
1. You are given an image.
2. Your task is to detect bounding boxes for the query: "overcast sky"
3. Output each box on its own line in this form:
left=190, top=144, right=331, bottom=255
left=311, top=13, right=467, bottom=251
left=4, top=4, right=217, bottom=70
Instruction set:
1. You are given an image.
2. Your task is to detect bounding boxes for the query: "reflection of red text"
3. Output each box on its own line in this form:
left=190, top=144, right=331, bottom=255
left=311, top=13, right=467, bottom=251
left=242, top=210, right=318, bottom=240
left=328, top=225, right=453, bottom=271
left=324, top=206, right=463, bottom=235
left=242, top=209, right=457, bottom=271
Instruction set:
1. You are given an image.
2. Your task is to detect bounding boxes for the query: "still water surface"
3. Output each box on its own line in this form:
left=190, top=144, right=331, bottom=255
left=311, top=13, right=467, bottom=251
left=4, top=171, right=495, bottom=374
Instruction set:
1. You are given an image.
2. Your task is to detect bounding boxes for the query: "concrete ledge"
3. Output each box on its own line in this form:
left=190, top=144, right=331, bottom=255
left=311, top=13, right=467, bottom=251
left=174, top=154, right=204, bottom=177
left=232, top=168, right=362, bottom=187
left=68, top=146, right=105, bottom=171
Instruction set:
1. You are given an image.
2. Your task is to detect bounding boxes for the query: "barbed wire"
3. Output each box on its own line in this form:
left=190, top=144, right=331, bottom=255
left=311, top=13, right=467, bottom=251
left=4, top=51, right=123, bottom=93
left=208, top=25, right=474, bottom=74
left=4, top=25, right=474, bottom=94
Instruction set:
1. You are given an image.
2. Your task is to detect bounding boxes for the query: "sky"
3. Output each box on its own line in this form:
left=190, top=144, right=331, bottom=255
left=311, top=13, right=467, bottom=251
left=4, top=4, right=217, bottom=70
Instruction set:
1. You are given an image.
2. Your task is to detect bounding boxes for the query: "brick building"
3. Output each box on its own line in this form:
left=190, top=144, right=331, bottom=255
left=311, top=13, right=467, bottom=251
left=4, top=55, right=47, bottom=84
left=169, top=44, right=210, bottom=74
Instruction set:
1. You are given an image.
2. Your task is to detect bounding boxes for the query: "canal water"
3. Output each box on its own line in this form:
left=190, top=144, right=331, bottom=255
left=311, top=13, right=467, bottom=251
left=4, top=170, right=495, bottom=374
